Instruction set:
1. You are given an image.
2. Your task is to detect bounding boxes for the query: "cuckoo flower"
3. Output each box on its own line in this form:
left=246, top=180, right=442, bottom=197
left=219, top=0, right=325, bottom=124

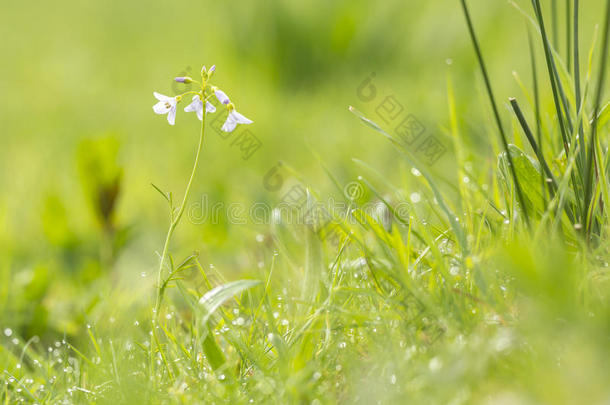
left=152, top=92, right=180, bottom=125
left=153, top=65, right=251, bottom=129
left=184, top=95, right=216, bottom=121
left=212, top=87, right=253, bottom=132
left=222, top=104, right=253, bottom=132
left=151, top=63, right=254, bottom=371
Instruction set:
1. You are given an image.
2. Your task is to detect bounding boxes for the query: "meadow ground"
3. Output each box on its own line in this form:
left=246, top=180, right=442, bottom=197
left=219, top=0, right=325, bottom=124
left=1, top=0, right=610, bottom=403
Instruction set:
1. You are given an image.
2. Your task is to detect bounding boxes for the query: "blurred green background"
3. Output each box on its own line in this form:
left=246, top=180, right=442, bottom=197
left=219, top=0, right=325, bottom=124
left=0, top=0, right=605, bottom=339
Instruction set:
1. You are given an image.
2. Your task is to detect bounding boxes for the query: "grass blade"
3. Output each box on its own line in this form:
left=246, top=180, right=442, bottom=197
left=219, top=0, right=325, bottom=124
left=584, top=0, right=610, bottom=235
left=459, top=0, right=531, bottom=226
left=199, top=279, right=261, bottom=325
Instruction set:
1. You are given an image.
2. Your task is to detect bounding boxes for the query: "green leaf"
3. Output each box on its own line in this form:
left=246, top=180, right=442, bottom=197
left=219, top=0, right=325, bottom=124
left=498, top=144, right=545, bottom=216
left=202, top=327, right=226, bottom=371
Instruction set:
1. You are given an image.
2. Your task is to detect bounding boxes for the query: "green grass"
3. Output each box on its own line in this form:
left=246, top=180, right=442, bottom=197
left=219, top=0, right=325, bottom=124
left=2, top=0, right=610, bottom=404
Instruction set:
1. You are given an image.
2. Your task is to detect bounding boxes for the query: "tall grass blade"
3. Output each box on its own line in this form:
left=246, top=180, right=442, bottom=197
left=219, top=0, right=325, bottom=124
left=459, top=0, right=531, bottom=226
left=566, top=0, right=572, bottom=73
left=573, top=0, right=587, bottom=175
left=584, top=0, right=610, bottom=235
left=527, top=28, right=545, bottom=206
left=532, top=0, right=584, bottom=222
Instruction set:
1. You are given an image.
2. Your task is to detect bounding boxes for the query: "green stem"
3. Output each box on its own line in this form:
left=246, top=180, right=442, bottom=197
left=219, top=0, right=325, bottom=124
left=150, top=111, right=207, bottom=382
left=155, top=112, right=206, bottom=312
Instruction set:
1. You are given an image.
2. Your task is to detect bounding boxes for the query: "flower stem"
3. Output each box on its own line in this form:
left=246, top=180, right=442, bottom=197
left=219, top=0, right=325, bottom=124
left=150, top=111, right=207, bottom=382
left=155, top=112, right=206, bottom=312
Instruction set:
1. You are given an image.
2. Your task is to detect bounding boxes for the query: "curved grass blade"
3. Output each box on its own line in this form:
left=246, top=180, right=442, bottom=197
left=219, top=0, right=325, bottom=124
left=199, top=279, right=262, bottom=325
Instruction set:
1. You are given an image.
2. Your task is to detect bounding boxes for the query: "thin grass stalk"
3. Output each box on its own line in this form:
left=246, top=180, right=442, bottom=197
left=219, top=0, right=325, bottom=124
left=566, top=0, right=572, bottom=73
left=584, top=0, right=610, bottom=236
left=459, top=0, right=531, bottom=226
left=528, top=28, right=545, bottom=206
left=532, top=0, right=583, bottom=221
left=531, top=0, right=571, bottom=153
left=552, top=0, right=559, bottom=47
left=574, top=0, right=586, bottom=173
left=531, top=0, right=575, bottom=141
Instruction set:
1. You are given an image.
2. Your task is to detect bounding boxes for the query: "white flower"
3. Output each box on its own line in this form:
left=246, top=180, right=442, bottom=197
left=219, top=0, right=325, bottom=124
left=184, top=95, right=216, bottom=121
left=222, top=107, right=253, bottom=132
left=152, top=92, right=178, bottom=125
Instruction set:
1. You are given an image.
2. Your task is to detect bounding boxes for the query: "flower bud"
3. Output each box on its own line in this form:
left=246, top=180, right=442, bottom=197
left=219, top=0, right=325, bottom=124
left=174, top=76, right=192, bottom=84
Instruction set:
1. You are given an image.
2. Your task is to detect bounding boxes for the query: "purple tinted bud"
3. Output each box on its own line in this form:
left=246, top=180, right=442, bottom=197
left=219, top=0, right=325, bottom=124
left=174, top=76, right=192, bottom=83
left=214, top=89, right=231, bottom=105
left=209, top=65, right=216, bottom=73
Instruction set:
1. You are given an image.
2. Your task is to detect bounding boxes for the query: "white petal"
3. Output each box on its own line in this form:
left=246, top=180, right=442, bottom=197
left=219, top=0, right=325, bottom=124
left=184, top=97, right=202, bottom=113
left=167, top=106, right=177, bottom=125
left=154, top=92, right=172, bottom=101
left=153, top=101, right=171, bottom=114
left=215, top=89, right=230, bottom=105
left=206, top=101, right=216, bottom=113
left=230, top=110, right=253, bottom=124
left=221, top=115, right=237, bottom=132
left=196, top=107, right=203, bottom=121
